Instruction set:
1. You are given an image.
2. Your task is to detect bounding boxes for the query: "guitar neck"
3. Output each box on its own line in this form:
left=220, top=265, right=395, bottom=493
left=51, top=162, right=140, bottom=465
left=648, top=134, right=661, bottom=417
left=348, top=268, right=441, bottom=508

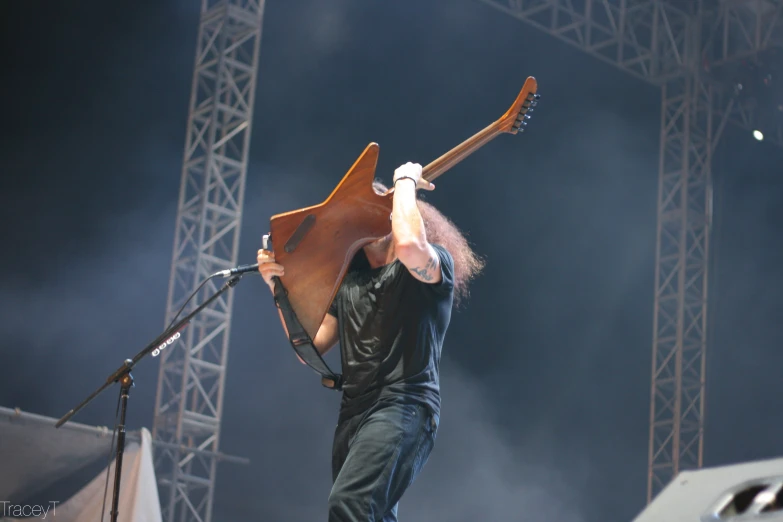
left=422, top=121, right=503, bottom=182
left=412, top=77, right=537, bottom=184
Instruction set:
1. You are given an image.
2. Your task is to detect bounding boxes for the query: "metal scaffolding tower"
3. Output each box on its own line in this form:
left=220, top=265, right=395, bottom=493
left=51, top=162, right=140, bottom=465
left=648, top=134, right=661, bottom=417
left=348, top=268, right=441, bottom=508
left=477, top=0, right=783, bottom=503
left=152, top=2, right=265, bottom=521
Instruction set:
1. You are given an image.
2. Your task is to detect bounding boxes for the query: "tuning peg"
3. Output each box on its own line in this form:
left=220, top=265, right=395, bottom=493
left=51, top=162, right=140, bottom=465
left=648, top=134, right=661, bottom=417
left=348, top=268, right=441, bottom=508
left=534, top=93, right=541, bottom=99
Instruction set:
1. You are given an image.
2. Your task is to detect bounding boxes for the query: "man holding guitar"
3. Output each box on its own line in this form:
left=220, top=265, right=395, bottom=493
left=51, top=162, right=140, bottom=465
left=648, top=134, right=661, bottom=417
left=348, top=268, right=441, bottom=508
left=258, top=161, right=484, bottom=521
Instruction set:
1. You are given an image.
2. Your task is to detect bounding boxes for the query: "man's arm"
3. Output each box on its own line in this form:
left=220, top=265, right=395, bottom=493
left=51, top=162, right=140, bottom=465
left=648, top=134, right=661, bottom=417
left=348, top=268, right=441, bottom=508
left=312, top=313, right=339, bottom=355
left=391, top=162, right=442, bottom=284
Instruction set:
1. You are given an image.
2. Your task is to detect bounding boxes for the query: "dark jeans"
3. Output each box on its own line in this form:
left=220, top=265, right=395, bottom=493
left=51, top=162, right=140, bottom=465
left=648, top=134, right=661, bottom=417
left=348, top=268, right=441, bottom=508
left=328, top=400, right=438, bottom=522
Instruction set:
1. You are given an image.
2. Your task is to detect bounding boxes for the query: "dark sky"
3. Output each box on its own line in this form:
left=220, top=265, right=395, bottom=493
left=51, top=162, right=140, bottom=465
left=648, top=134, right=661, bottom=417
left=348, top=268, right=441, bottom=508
left=2, top=1, right=782, bottom=521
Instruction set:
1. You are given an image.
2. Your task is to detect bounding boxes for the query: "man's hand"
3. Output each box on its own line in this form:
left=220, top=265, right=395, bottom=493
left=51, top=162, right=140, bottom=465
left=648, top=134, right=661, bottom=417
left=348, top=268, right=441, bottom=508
left=257, top=249, right=284, bottom=292
left=393, top=162, right=435, bottom=191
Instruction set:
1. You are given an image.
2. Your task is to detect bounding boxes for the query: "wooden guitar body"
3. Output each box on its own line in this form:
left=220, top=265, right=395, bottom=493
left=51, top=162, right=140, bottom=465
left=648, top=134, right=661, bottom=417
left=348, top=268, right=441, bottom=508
left=269, top=77, right=540, bottom=339
left=269, top=143, right=391, bottom=339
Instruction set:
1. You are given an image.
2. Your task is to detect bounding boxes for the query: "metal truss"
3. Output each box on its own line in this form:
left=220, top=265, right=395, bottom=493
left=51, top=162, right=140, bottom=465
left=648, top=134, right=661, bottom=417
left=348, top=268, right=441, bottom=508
left=648, top=68, right=716, bottom=502
left=478, top=0, right=783, bottom=503
left=715, top=88, right=783, bottom=146
left=152, top=2, right=265, bottom=522
left=702, top=0, right=783, bottom=68
left=477, top=0, right=692, bottom=83
left=649, top=2, right=782, bottom=499
left=704, top=0, right=783, bottom=146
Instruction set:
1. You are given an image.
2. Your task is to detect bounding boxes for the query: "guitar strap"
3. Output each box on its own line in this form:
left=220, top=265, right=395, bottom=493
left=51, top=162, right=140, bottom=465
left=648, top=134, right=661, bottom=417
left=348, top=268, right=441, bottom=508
left=272, top=276, right=343, bottom=391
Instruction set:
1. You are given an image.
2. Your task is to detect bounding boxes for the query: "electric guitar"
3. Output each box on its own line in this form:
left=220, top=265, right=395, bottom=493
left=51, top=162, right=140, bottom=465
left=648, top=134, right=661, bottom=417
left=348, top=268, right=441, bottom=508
left=268, top=77, right=540, bottom=339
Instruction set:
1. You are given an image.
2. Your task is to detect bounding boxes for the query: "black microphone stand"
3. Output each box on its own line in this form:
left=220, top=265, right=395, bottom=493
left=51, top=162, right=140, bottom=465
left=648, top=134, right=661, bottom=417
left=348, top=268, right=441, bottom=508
left=55, top=274, right=243, bottom=522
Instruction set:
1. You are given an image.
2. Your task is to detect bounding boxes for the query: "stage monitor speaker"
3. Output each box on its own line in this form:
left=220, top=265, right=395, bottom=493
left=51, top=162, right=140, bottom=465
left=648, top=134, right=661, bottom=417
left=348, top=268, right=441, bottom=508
left=633, top=457, right=783, bottom=521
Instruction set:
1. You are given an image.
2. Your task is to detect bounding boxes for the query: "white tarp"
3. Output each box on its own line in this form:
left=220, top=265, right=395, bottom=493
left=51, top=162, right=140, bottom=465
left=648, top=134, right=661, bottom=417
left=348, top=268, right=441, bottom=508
left=0, top=408, right=161, bottom=522
left=6, top=428, right=162, bottom=522
left=0, top=407, right=113, bottom=503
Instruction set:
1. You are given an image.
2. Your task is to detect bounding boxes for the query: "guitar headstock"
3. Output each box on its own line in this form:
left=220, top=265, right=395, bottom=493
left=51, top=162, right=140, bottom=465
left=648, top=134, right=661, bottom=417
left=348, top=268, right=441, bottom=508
left=498, top=76, right=540, bottom=135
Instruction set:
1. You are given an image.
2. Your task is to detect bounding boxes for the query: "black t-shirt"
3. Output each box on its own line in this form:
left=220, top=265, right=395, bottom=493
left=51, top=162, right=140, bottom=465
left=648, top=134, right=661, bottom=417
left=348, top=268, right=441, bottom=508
left=328, top=243, right=455, bottom=421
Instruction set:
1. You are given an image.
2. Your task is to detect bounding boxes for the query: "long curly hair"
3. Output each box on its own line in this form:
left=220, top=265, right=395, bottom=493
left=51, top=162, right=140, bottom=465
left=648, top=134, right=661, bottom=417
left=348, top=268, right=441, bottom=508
left=374, top=181, right=484, bottom=305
